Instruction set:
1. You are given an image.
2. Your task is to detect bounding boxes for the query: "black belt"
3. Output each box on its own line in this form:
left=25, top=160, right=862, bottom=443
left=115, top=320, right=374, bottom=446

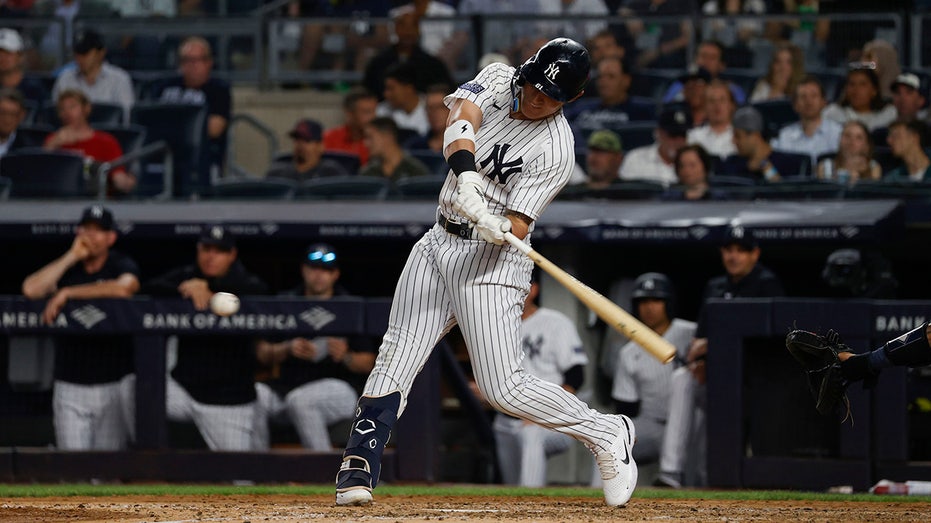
left=438, top=213, right=474, bottom=239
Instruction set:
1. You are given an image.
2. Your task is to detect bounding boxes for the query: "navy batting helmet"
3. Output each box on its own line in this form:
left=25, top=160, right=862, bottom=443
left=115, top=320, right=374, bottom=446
left=631, top=272, right=676, bottom=318
left=515, top=38, right=590, bottom=103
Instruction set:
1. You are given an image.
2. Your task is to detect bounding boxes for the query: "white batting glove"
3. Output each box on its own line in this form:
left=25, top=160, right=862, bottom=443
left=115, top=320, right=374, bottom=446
left=475, top=214, right=511, bottom=245
left=452, top=170, right=487, bottom=222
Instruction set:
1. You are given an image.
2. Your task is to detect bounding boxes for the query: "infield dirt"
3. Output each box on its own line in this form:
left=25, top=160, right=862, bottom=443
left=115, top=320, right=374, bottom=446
left=3, top=494, right=931, bottom=522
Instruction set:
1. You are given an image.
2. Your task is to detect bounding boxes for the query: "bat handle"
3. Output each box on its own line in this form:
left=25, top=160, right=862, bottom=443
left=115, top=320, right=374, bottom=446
left=503, top=232, right=532, bottom=255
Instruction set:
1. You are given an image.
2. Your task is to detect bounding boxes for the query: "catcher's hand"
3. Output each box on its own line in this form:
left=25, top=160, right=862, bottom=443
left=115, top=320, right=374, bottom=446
left=785, top=329, right=852, bottom=418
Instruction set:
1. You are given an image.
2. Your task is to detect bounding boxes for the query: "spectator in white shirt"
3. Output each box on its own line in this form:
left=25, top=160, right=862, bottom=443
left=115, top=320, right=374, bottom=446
left=620, top=108, right=692, bottom=186
left=770, top=75, right=842, bottom=164
left=375, top=62, right=429, bottom=138
left=823, top=66, right=897, bottom=132
left=687, top=80, right=736, bottom=159
left=51, top=29, right=134, bottom=122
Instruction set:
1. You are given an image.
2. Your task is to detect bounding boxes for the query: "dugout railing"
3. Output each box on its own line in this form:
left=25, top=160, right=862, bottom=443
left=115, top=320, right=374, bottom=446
left=4, top=296, right=931, bottom=488
left=0, top=295, right=440, bottom=483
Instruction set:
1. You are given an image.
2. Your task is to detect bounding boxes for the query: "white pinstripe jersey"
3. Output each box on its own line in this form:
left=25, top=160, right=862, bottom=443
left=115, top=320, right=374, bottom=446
left=611, top=318, right=696, bottom=422
left=439, top=63, right=577, bottom=232
left=521, top=307, right=588, bottom=385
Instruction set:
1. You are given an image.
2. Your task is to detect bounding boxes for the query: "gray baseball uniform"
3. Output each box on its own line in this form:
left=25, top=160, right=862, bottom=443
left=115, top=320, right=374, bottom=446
left=612, top=318, right=695, bottom=462
left=494, top=307, right=589, bottom=487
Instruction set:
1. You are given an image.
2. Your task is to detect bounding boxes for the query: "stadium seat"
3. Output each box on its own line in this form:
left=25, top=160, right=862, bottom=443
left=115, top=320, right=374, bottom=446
left=205, top=176, right=297, bottom=200
left=408, top=149, right=448, bottom=176
left=296, top=175, right=393, bottom=200
left=131, top=102, right=208, bottom=197
left=21, top=99, right=38, bottom=124
left=13, top=123, right=53, bottom=148
left=320, top=151, right=361, bottom=175
left=394, top=175, right=447, bottom=200
left=567, top=180, right=666, bottom=201
left=629, top=71, right=678, bottom=99
left=92, top=124, right=148, bottom=187
left=0, top=176, right=10, bottom=199
left=719, top=69, right=759, bottom=97
left=39, top=102, right=125, bottom=127
left=845, top=181, right=931, bottom=201
left=752, top=99, right=799, bottom=137
left=751, top=178, right=847, bottom=200
left=708, top=174, right=758, bottom=200
left=0, top=150, right=89, bottom=198
left=608, top=121, right=658, bottom=152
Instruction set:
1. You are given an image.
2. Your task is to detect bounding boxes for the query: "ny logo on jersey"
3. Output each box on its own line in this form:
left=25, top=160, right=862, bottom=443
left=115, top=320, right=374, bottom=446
left=479, top=143, right=523, bottom=183
left=544, top=63, right=560, bottom=81
left=523, top=334, right=543, bottom=360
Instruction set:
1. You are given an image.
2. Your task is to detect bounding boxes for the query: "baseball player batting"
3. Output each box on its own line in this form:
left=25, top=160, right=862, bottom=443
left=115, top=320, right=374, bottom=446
left=336, top=38, right=637, bottom=507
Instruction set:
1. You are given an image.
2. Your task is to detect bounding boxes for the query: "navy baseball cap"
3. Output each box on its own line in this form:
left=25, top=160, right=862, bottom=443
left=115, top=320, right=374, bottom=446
left=304, top=243, right=338, bottom=269
left=722, top=225, right=758, bottom=249
left=73, top=29, right=105, bottom=54
left=658, top=108, right=692, bottom=137
left=199, top=224, right=236, bottom=250
left=78, top=205, right=114, bottom=230
left=289, top=119, right=324, bottom=141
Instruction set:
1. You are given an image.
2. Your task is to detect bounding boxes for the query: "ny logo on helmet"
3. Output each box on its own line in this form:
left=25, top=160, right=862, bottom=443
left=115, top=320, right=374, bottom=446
left=544, top=63, right=559, bottom=81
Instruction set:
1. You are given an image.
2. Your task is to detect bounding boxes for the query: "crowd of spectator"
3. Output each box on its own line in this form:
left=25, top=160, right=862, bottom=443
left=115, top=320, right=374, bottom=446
left=0, top=3, right=929, bottom=202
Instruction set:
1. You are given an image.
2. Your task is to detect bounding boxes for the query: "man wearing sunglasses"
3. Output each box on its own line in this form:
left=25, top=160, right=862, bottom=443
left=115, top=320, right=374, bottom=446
left=253, top=244, right=376, bottom=451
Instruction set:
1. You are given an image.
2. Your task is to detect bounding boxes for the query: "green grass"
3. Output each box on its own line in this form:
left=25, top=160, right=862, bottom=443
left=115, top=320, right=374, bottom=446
left=1, top=483, right=930, bottom=503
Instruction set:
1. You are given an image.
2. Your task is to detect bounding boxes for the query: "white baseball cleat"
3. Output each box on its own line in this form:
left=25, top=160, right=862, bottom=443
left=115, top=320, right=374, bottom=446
left=594, top=415, right=638, bottom=507
left=336, top=487, right=373, bottom=506
left=335, top=456, right=374, bottom=506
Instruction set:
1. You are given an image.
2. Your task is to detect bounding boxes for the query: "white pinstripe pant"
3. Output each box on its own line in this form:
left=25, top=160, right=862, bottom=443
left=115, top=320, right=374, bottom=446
left=493, top=414, right=573, bottom=486
left=165, top=376, right=256, bottom=451
left=253, top=380, right=357, bottom=450
left=53, top=374, right=135, bottom=451
left=364, top=225, right=620, bottom=452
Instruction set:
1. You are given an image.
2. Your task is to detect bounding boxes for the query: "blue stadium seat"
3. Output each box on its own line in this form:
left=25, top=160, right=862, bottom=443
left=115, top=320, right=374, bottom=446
left=752, top=99, right=799, bottom=137
left=39, top=102, right=125, bottom=127
left=296, top=175, right=392, bottom=200
left=394, top=175, right=447, bottom=200
left=751, top=178, right=846, bottom=200
left=408, top=150, right=448, bottom=176
left=607, top=121, right=658, bottom=152
left=13, top=123, right=53, bottom=148
left=93, top=124, right=148, bottom=184
left=131, top=102, right=208, bottom=197
left=320, top=151, right=361, bottom=175
left=0, top=150, right=89, bottom=198
left=205, top=177, right=297, bottom=200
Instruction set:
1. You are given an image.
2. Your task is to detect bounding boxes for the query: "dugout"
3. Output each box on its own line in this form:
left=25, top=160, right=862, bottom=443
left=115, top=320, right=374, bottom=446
left=1, top=197, right=930, bottom=488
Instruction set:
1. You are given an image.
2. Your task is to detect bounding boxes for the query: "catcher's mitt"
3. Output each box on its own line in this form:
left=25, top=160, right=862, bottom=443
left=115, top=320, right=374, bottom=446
left=785, top=329, right=851, bottom=419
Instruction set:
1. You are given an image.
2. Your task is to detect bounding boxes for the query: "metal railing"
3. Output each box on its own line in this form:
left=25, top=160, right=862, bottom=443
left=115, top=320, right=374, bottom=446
left=96, top=140, right=174, bottom=200
left=10, top=12, right=911, bottom=88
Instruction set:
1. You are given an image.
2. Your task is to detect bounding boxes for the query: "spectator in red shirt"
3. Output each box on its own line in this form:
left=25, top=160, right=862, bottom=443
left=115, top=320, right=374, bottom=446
left=323, top=87, right=378, bottom=166
left=44, top=89, right=135, bottom=196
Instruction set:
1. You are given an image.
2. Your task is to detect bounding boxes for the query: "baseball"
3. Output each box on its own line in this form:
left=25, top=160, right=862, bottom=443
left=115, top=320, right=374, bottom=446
left=209, top=292, right=240, bottom=317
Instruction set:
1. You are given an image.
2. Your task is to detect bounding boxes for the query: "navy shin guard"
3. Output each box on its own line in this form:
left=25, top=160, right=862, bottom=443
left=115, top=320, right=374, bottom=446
left=341, top=392, right=401, bottom=489
left=883, top=322, right=931, bottom=367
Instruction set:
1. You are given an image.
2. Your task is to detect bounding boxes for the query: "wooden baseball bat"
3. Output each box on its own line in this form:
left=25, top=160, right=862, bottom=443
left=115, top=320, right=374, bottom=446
left=504, top=232, right=677, bottom=364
